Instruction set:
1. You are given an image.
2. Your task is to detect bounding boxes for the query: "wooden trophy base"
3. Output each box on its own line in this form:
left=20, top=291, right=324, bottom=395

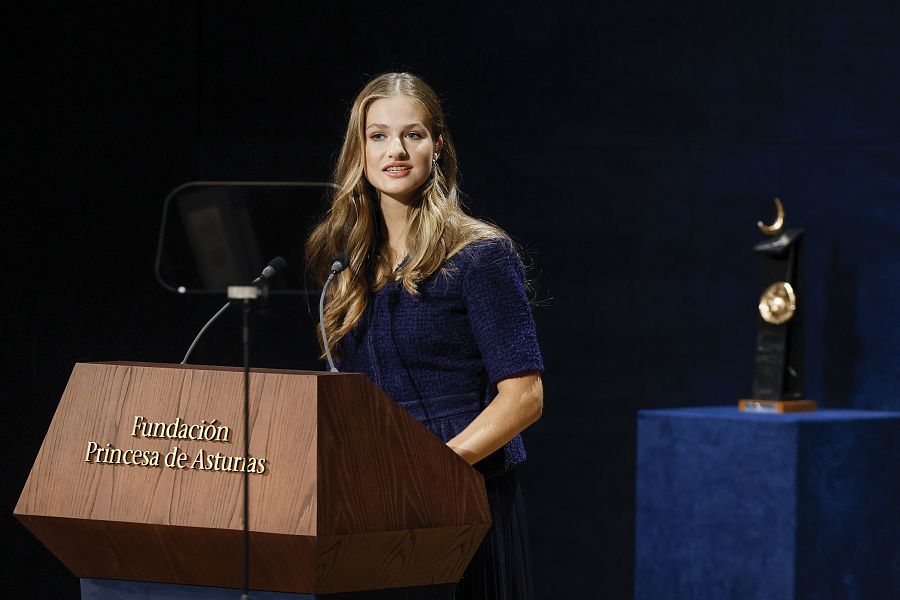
left=738, top=399, right=817, bottom=413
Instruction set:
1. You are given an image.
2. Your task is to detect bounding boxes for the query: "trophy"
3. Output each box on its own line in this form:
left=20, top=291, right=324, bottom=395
left=739, top=198, right=817, bottom=413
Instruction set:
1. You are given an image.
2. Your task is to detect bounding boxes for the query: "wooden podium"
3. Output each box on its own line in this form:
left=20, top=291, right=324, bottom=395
left=14, top=362, right=491, bottom=597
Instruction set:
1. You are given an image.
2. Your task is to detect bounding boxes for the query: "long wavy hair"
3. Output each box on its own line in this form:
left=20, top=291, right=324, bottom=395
left=306, top=72, right=504, bottom=350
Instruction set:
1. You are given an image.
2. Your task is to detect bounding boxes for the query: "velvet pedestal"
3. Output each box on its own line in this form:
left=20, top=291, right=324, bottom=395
left=635, top=407, right=900, bottom=600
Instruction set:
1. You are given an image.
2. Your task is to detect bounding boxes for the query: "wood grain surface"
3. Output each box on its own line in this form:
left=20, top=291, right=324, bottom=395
left=14, top=362, right=490, bottom=593
left=317, top=375, right=491, bottom=535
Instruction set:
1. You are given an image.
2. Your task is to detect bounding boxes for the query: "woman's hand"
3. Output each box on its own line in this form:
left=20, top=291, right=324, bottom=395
left=446, top=372, right=543, bottom=465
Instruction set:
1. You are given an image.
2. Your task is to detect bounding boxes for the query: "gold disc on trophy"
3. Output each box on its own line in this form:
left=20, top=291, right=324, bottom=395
left=758, top=281, right=796, bottom=324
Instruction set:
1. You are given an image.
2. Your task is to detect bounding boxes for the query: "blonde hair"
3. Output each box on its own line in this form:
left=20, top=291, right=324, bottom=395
left=306, top=72, right=504, bottom=350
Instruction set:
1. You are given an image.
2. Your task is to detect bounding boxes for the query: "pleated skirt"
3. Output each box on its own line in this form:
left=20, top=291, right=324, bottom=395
left=398, top=396, right=534, bottom=600
left=453, top=468, right=534, bottom=600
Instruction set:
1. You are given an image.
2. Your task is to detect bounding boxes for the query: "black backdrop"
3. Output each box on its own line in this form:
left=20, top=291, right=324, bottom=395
left=5, top=2, right=899, bottom=598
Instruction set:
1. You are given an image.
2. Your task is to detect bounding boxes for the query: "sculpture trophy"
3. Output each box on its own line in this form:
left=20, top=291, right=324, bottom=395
left=739, top=198, right=817, bottom=413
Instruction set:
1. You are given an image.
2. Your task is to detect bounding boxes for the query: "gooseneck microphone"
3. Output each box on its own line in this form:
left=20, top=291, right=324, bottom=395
left=180, top=256, right=287, bottom=364
left=319, top=252, right=349, bottom=372
left=252, top=255, right=287, bottom=284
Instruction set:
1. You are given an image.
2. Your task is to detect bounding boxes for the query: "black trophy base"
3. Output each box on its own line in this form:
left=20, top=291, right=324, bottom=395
left=81, top=578, right=456, bottom=599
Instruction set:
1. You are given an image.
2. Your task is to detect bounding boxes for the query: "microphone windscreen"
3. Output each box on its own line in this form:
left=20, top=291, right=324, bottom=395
left=268, top=256, right=288, bottom=274
left=330, top=252, right=349, bottom=274
left=257, top=256, right=288, bottom=282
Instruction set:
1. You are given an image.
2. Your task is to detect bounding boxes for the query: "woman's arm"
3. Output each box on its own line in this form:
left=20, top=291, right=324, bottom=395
left=446, top=371, right=543, bottom=465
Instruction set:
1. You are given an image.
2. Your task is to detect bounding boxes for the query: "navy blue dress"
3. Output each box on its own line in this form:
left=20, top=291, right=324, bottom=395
left=338, top=236, right=543, bottom=599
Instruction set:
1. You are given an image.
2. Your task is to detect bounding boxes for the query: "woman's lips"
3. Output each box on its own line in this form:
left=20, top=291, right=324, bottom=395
left=383, top=164, right=413, bottom=178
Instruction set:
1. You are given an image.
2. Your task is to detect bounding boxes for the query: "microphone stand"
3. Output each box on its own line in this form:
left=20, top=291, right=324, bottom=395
left=226, top=284, right=265, bottom=600
left=173, top=256, right=286, bottom=599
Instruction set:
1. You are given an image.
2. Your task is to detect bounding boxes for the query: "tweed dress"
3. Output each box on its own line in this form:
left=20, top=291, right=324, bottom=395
left=338, top=236, right=543, bottom=599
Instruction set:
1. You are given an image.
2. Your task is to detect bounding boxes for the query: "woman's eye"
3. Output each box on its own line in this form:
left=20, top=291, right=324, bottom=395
left=405, top=131, right=423, bottom=140
left=369, top=133, right=386, bottom=141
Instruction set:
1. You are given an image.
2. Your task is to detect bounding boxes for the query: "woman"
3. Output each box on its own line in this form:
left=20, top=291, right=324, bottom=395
left=306, top=72, right=543, bottom=599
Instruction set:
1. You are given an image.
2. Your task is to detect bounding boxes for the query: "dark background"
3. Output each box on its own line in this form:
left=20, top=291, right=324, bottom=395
left=4, top=2, right=899, bottom=598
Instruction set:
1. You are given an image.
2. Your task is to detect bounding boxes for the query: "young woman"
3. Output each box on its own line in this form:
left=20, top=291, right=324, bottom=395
left=306, top=72, right=543, bottom=599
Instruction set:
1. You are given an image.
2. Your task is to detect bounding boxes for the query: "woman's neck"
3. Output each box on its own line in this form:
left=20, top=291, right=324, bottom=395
left=379, top=194, right=410, bottom=265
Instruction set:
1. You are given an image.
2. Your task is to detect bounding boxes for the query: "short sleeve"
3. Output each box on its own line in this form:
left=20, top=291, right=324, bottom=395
left=460, top=237, right=544, bottom=385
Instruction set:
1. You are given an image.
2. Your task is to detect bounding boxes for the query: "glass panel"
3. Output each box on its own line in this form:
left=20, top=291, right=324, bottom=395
left=155, top=182, right=334, bottom=295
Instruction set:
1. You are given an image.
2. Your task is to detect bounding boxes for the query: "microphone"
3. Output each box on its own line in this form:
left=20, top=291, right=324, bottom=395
left=319, top=252, right=349, bottom=372
left=180, top=257, right=288, bottom=364
left=252, top=256, right=287, bottom=285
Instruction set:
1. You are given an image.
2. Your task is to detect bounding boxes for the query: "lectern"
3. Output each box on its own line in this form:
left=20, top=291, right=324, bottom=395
left=15, top=362, right=491, bottom=598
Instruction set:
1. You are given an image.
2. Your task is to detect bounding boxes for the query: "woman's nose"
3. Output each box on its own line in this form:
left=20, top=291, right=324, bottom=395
left=388, top=136, right=408, bottom=159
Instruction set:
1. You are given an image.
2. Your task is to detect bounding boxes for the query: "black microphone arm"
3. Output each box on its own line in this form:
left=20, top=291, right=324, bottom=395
left=319, top=252, right=349, bottom=372
left=180, top=256, right=287, bottom=365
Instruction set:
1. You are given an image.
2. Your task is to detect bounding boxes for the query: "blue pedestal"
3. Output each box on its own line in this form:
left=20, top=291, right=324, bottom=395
left=635, top=407, right=900, bottom=600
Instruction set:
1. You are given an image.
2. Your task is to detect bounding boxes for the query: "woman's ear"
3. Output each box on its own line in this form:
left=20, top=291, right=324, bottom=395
left=434, top=135, right=444, bottom=159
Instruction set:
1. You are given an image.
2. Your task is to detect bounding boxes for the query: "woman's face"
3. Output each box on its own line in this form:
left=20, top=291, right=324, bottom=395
left=364, top=95, right=441, bottom=205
